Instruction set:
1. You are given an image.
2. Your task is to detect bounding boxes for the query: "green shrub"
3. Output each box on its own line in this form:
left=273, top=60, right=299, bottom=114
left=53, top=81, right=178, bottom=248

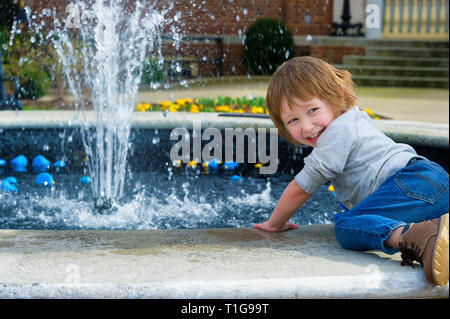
left=3, top=59, right=52, bottom=100
left=1, top=31, right=56, bottom=99
left=140, top=57, right=164, bottom=85
left=18, top=62, right=52, bottom=99
left=243, top=18, right=294, bottom=75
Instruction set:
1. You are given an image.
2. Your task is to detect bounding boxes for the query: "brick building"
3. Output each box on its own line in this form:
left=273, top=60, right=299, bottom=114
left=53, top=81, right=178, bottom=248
left=25, top=0, right=364, bottom=77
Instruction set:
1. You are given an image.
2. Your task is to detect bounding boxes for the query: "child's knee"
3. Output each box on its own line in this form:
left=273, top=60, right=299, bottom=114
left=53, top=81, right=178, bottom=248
left=333, top=215, right=374, bottom=251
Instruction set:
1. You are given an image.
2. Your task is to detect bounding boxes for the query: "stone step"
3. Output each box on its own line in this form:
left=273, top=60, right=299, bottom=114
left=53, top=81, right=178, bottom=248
left=343, top=55, right=449, bottom=67
left=343, top=39, right=449, bottom=88
left=334, top=64, right=449, bottom=78
left=366, top=39, right=449, bottom=49
left=352, top=75, right=449, bottom=88
left=366, top=46, right=449, bottom=58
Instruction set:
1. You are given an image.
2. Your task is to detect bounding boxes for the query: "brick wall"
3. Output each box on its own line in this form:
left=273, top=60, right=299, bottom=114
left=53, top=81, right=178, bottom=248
left=29, top=0, right=333, bottom=35
left=164, top=0, right=333, bottom=36
left=26, top=0, right=359, bottom=76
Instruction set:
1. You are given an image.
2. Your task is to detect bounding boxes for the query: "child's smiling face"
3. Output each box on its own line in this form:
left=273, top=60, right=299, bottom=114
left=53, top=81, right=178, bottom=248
left=280, top=97, right=336, bottom=147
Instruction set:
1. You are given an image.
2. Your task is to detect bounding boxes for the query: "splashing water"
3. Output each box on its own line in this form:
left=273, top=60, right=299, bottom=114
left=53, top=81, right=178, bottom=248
left=0, top=173, right=339, bottom=230
left=49, top=0, right=176, bottom=207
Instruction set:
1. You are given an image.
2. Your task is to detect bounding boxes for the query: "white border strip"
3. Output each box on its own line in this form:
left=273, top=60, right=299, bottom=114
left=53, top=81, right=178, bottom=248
left=1, top=272, right=448, bottom=299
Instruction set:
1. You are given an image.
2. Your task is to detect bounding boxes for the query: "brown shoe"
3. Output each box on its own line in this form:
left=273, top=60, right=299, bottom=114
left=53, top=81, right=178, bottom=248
left=399, top=213, right=449, bottom=286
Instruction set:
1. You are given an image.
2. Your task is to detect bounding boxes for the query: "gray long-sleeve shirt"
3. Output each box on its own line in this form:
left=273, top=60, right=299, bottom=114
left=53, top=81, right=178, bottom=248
left=295, top=106, right=420, bottom=209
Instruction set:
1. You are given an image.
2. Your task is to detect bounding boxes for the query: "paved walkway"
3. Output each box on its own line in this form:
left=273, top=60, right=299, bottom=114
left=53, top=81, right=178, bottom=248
left=133, top=76, right=449, bottom=124
left=39, top=76, right=449, bottom=124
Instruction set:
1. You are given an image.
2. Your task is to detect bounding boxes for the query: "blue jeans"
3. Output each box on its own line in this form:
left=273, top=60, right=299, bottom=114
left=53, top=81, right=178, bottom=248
left=333, top=158, right=449, bottom=255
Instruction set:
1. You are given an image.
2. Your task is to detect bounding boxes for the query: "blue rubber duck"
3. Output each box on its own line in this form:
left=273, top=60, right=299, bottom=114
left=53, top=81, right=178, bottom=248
left=4, top=176, right=17, bottom=184
left=223, top=161, right=239, bottom=171
left=80, top=176, right=92, bottom=184
left=0, top=159, right=6, bottom=174
left=10, top=155, right=28, bottom=172
left=230, top=175, right=244, bottom=182
left=52, top=160, right=67, bottom=173
left=35, top=172, right=55, bottom=186
left=1, top=177, right=18, bottom=192
left=202, top=158, right=221, bottom=170
left=32, top=155, right=50, bottom=173
left=52, top=160, right=66, bottom=168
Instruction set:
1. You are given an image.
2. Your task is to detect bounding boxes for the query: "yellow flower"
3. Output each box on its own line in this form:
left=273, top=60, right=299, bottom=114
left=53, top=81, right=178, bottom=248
left=176, top=98, right=192, bottom=106
left=364, top=108, right=373, bottom=117
left=234, top=109, right=244, bottom=113
left=250, top=106, right=264, bottom=114
left=169, top=104, right=179, bottom=112
left=187, top=160, right=198, bottom=168
left=215, top=105, right=231, bottom=112
left=158, top=100, right=172, bottom=111
left=135, top=103, right=147, bottom=112
left=190, top=104, right=200, bottom=113
left=143, top=103, right=151, bottom=111
left=158, top=100, right=171, bottom=107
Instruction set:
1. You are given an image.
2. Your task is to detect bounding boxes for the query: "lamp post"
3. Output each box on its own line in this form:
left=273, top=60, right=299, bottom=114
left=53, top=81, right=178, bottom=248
left=331, top=0, right=364, bottom=36
left=15, top=0, right=29, bottom=30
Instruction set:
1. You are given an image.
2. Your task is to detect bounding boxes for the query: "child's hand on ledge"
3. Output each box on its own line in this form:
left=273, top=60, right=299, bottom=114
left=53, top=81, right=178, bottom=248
left=253, top=221, right=298, bottom=232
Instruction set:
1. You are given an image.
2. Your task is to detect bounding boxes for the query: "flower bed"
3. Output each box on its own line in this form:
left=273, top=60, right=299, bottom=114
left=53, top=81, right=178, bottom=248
left=135, top=96, right=268, bottom=114
left=134, top=95, right=381, bottom=119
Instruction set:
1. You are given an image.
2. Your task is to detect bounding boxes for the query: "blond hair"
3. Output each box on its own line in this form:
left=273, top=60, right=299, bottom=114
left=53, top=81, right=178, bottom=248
left=266, top=56, right=356, bottom=145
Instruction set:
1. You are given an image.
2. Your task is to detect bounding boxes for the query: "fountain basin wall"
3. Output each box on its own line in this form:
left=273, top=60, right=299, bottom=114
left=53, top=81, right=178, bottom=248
left=1, top=111, right=448, bottom=172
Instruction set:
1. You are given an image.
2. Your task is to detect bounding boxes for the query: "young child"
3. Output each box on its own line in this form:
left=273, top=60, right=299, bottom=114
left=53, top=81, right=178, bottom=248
left=253, top=56, right=449, bottom=286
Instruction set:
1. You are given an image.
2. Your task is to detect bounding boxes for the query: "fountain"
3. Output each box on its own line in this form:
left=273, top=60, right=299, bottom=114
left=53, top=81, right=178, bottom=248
left=0, top=0, right=343, bottom=229
left=50, top=0, right=173, bottom=209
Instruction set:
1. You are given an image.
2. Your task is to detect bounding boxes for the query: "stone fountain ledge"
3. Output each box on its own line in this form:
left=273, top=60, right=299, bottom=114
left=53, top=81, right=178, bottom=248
left=0, top=110, right=448, bottom=148
left=0, top=225, right=448, bottom=299
left=0, top=111, right=448, bottom=298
